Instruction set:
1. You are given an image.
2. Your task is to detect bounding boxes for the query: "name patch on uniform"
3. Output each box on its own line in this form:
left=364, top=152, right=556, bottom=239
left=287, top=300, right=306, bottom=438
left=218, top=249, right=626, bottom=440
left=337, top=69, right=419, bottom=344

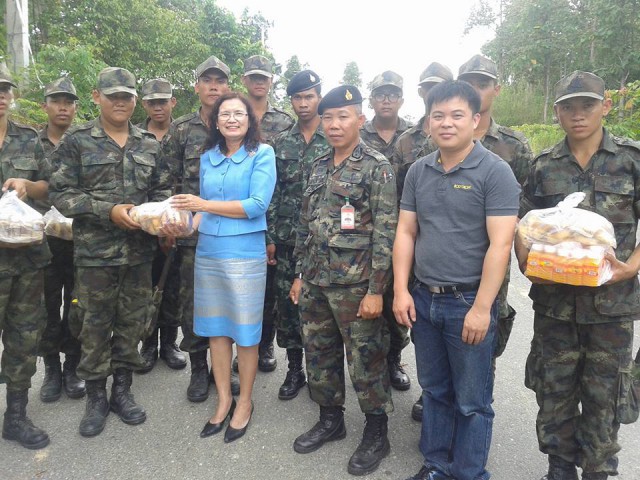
left=453, top=184, right=472, bottom=190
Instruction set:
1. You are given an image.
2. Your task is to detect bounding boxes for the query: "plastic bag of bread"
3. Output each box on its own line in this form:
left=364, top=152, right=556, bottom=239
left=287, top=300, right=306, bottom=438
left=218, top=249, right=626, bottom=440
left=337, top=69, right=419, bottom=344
left=129, top=199, right=193, bottom=237
left=517, top=192, right=616, bottom=249
left=44, top=206, right=73, bottom=241
left=0, top=190, right=45, bottom=247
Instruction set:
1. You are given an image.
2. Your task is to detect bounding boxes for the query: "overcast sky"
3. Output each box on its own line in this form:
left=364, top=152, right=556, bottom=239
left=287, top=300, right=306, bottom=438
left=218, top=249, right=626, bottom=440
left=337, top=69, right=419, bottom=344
left=216, top=0, right=495, bottom=120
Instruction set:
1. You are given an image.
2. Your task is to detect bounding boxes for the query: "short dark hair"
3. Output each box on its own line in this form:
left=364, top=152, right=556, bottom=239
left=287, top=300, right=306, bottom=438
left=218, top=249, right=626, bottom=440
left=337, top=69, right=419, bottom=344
left=205, top=92, right=262, bottom=153
left=427, top=80, right=481, bottom=116
left=291, top=84, right=322, bottom=97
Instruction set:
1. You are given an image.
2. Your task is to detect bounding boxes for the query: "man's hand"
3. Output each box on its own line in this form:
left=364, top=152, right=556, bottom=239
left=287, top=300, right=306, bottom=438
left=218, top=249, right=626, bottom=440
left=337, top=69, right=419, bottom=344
left=158, top=236, right=175, bottom=254
left=393, top=290, right=416, bottom=328
left=357, top=294, right=383, bottom=320
left=605, top=251, right=639, bottom=285
left=289, top=278, right=302, bottom=305
left=461, top=305, right=491, bottom=345
left=110, top=204, right=140, bottom=230
left=267, top=243, right=277, bottom=266
left=2, top=178, right=29, bottom=200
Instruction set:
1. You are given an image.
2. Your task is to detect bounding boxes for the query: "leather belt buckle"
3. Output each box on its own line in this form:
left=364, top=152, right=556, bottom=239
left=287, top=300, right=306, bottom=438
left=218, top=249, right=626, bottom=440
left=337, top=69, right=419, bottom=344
left=427, top=285, right=446, bottom=294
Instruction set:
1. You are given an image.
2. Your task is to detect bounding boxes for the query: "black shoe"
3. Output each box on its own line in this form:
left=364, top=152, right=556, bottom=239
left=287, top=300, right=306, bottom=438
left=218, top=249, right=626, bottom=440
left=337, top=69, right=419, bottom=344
left=187, top=351, right=210, bottom=402
left=540, top=455, right=578, bottom=480
left=258, top=341, right=277, bottom=372
left=293, top=406, right=346, bottom=454
left=347, top=413, right=390, bottom=476
left=62, top=355, right=86, bottom=399
left=79, top=379, right=109, bottom=438
left=2, top=389, right=50, bottom=450
left=411, top=396, right=423, bottom=422
left=159, top=327, right=187, bottom=370
left=224, top=402, right=254, bottom=443
left=388, top=349, right=411, bottom=391
left=40, top=354, right=62, bottom=403
left=137, top=329, right=158, bottom=374
left=278, top=348, right=306, bottom=400
left=405, top=465, right=450, bottom=480
left=109, top=368, right=146, bottom=425
left=200, top=399, right=236, bottom=438
left=582, top=474, right=608, bottom=480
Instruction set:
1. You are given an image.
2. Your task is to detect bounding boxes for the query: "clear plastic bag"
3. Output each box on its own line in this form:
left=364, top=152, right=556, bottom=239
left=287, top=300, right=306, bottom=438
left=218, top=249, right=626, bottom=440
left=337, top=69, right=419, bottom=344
left=129, top=198, right=193, bottom=237
left=0, top=190, right=45, bottom=246
left=44, top=206, right=73, bottom=241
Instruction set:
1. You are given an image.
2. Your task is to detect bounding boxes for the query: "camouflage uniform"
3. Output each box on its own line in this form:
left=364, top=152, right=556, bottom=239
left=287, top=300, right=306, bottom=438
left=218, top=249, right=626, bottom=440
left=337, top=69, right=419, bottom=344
left=360, top=117, right=412, bottom=161
left=520, top=129, right=640, bottom=476
left=49, top=118, right=171, bottom=380
left=294, top=142, right=397, bottom=414
left=0, top=120, right=51, bottom=390
left=268, top=123, right=330, bottom=350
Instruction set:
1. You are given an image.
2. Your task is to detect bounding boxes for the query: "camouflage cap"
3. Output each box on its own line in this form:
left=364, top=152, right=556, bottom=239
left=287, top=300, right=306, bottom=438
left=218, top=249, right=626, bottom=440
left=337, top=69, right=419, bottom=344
left=318, top=85, right=363, bottom=115
left=458, top=54, right=498, bottom=80
left=0, top=63, right=18, bottom=88
left=97, top=67, right=137, bottom=96
left=196, top=55, right=230, bottom=79
left=243, top=55, right=273, bottom=78
left=44, top=77, right=79, bottom=100
left=419, top=62, right=454, bottom=86
left=370, top=71, right=403, bottom=92
left=554, top=71, right=605, bottom=104
left=287, top=70, right=322, bottom=96
left=141, top=78, right=172, bottom=101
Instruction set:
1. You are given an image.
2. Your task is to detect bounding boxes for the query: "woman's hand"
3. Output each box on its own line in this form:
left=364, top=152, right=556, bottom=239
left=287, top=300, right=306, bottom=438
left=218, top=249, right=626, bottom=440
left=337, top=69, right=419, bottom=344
left=170, top=194, right=207, bottom=212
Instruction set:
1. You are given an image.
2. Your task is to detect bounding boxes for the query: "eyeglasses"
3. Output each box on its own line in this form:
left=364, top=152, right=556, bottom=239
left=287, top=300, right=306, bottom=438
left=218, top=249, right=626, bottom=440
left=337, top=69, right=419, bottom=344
left=218, top=111, right=248, bottom=121
left=372, top=92, right=401, bottom=103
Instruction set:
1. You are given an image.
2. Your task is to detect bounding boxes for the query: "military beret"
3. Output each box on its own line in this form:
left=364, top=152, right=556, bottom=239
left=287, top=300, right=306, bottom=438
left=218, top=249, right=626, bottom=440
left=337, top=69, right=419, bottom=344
left=141, top=78, right=172, bottom=101
left=458, top=54, right=498, bottom=80
left=44, top=77, right=78, bottom=100
left=196, top=55, right=230, bottom=79
left=286, top=70, right=321, bottom=96
left=97, top=67, right=137, bottom=96
left=318, top=85, right=363, bottom=115
left=419, top=63, right=453, bottom=86
left=370, top=71, right=403, bottom=92
left=554, top=71, right=605, bottom=104
left=0, top=63, right=18, bottom=88
left=243, top=55, right=273, bottom=78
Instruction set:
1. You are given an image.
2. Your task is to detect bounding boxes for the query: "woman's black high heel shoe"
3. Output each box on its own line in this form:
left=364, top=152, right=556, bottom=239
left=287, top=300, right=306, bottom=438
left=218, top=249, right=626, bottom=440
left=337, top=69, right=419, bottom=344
left=200, top=399, right=236, bottom=438
left=224, top=401, right=254, bottom=443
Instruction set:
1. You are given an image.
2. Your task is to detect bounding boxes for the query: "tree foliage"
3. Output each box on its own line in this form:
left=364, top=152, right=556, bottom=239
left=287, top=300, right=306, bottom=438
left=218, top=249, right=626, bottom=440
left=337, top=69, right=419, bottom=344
left=341, top=61, right=362, bottom=89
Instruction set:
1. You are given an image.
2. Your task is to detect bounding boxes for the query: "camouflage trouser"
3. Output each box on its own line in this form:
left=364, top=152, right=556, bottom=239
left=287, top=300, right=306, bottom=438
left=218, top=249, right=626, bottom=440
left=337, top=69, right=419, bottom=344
left=151, top=246, right=181, bottom=329
left=300, top=281, right=393, bottom=414
left=382, top=274, right=410, bottom=352
left=177, top=246, right=208, bottom=353
left=75, top=263, right=151, bottom=380
left=0, top=270, right=46, bottom=391
left=494, top=260, right=516, bottom=359
left=525, top=313, right=635, bottom=475
left=273, top=244, right=302, bottom=350
left=39, top=236, right=80, bottom=357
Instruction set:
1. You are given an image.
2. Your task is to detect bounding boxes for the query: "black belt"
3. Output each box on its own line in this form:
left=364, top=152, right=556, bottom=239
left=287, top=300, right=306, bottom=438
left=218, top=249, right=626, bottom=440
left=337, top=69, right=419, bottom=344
left=421, top=282, right=480, bottom=294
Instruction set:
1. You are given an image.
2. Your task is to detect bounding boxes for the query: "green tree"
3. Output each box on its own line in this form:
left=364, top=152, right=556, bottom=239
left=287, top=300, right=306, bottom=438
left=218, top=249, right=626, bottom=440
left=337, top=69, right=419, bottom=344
left=341, top=61, right=362, bottom=89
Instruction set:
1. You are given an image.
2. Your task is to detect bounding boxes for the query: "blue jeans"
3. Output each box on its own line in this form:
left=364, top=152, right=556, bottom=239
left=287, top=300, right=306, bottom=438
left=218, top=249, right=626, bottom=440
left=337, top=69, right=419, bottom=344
left=412, top=283, right=497, bottom=480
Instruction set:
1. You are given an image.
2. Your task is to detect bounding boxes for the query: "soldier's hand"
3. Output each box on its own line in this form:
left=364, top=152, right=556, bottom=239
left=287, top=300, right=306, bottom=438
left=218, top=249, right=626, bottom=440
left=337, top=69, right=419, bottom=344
left=267, top=243, right=277, bottom=265
left=110, top=204, right=140, bottom=230
left=357, top=294, right=383, bottom=320
left=2, top=178, right=29, bottom=200
left=289, top=278, right=302, bottom=305
left=159, top=236, right=175, bottom=254
left=461, top=306, right=490, bottom=345
left=604, top=250, right=639, bottom=285
left=393, top=290, right=416, bottom=328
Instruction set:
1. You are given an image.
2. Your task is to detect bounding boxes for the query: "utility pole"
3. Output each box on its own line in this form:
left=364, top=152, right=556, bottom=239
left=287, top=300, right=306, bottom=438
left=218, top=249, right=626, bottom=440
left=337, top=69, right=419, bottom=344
left=5, top=0, right=30, bottom=74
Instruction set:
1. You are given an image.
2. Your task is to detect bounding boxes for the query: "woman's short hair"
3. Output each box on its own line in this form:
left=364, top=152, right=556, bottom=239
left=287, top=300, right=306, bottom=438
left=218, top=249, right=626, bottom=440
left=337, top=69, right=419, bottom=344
left=205, top=92, right=262, bottom=153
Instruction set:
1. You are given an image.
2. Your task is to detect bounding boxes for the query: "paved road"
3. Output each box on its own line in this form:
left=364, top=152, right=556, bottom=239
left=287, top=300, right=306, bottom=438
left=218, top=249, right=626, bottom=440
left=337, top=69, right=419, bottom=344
left=2, top=259, right=639, bottom=480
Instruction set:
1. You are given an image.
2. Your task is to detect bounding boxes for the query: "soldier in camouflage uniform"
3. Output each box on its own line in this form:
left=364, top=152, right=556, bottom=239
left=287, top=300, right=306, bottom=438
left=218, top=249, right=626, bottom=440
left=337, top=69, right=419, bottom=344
left=290, top=86, right=397, bottom=476
left=242, top=55, right=294, bottom=373
left=458, top=54, right=533, bottom=365
left=50, top=67, right=172, bottom=438
left=37, top=77, right=86, bottom=404
left=267, top=70, right=330, bottom=400
left=135, top=78, right=186, bottom=373
left=0, top=65, right=52, bottom=450
left=162, top=56, right=238, bottom=402
left=516, top=71, right=640, bottom=480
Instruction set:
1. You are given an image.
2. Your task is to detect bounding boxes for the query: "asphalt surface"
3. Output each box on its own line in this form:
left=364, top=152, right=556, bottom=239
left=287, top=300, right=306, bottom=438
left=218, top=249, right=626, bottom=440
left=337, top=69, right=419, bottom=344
left=1, top=258, right=639, bottom=480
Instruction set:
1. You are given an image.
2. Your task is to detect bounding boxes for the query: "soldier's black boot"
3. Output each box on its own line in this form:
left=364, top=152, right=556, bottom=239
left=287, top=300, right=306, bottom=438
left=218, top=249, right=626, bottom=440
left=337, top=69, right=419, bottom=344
left=137, top=328, right=159, bottom=374
left=2, top=389, right=50, bottom=449
left=39, top=354, right=62, bottom=403
left=411, top=396, right=423, bottom=422
left=388, top=349, right=411, bottom=391
left=278, top=348, right=306, bottom=400
left=540, top=455, right=578, bottom=480
left=582, top=474, right=607, bottom=480
left=62, top=354, right=86, bottom=399
left=258, top=324, right=277, bottom=372
left=79, top=379, right=109, bottom=437
left=109, top=368, right=146, bottom=425
left=347, top=413, right=391, bottom=476
left=293, top=406, right=346, bottom=454
left=187, top=351, right=210, bottom=402
left=159, top=326, right=187, bottom=370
